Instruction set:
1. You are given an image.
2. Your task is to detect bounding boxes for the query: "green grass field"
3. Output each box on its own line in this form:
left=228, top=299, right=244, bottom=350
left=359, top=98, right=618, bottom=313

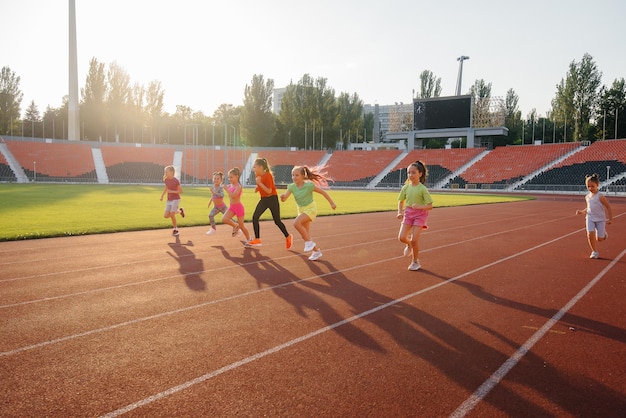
left=0, top=184, right=532, bottom=241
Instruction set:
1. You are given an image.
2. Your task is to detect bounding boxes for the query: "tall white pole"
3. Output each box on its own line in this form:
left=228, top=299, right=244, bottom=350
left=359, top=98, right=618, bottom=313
left=455, top=56, right=469, bottom=96
left=68, top=0, right=80, bottom=140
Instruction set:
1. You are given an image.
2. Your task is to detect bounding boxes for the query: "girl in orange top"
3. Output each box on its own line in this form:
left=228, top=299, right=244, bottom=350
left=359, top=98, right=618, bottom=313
left=247, top=158, right=293, bottom=249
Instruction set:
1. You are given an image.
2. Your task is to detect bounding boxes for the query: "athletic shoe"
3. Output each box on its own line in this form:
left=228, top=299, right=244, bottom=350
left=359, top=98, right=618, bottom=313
left=304, top=241, right=316, bottom=252
left=232, top=225, right=239, bottom=237
left=286, top=234, right=293, bottom=250
left=403, top=245, right=411, bottom=257
left=308, top=250, right=322, bottom=261
left=179, top=207, right=185, bottom=218
left=172, top=229, right=180, bottom=236
left=589, top=251, right=599, bottom=259
left=206, top=228, right=216, bottom=235
left=247, top=238, right=262, bottom=247
left=408, top=260, right=421, bottom=271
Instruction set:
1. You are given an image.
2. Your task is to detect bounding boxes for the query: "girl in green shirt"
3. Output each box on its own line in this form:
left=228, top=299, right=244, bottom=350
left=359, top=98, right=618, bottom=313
left=280, top=165, right=336, bottom=261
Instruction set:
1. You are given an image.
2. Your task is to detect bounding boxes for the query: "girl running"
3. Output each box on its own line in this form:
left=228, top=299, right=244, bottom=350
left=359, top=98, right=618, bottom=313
left=160, top=165, right=185, bottom=236
left=206, top=171, right=228, bottom=235
left=222, top=167, right=251, bottom=244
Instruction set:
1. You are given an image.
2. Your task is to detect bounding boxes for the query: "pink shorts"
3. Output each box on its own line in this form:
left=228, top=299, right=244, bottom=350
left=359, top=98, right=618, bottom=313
left=403, top=207, right=429, bottom=229
left=229, top=202, right=245, bottom=218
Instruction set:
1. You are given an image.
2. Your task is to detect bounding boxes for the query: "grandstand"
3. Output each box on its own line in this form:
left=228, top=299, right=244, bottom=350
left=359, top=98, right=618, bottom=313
left=377, top=148, right=484, bottom=188
left=5, top=139, right=97, bottom=182
left=522, top=139, right=626, bottom=191
left=325, top=150, right=403, bottom=186
left=0, top=136, right=625, bottom=194
left=447, top=142, right=580, bottom=189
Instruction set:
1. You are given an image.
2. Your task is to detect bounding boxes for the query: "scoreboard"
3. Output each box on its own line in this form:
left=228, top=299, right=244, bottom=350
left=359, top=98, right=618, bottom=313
left=413, top=95, right=472, bottom=130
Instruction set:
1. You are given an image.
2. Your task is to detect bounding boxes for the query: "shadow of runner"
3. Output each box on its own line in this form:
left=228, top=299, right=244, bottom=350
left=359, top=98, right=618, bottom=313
left=299, top=261, right=576, bottom=417
left=167, top=237, right=206, bottom=291
left=212, top=245, right=385, bottom=352
left=418, top=268, right=626, bottom=416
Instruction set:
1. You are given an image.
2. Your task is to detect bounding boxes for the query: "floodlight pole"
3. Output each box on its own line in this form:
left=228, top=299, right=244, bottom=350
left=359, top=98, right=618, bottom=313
left=455, top=56, right=470, bottom=96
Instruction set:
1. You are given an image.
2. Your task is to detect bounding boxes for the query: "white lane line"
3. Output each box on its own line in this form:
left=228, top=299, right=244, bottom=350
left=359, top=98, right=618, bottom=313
left=449, top=248, right=626, bottom=418
left=1, top=214, right=577, bottom=308
left=0, top=209, right=554, bottom=280
left=99, top=228, right=587, bottom=417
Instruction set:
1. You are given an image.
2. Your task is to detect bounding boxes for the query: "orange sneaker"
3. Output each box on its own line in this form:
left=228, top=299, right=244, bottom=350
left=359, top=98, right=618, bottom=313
left=247, top=238, right=262, bottom=247
left=285, top=234, right=293, bottom=249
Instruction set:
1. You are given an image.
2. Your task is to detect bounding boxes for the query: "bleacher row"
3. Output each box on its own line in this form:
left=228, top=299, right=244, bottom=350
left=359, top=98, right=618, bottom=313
left=1, top=137, right=626, bottom=192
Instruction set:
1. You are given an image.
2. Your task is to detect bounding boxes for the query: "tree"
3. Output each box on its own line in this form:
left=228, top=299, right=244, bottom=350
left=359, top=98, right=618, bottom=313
left=503, top=88, right=522, bottom=146
left=241, top=74, right=275, bottom=146
left=81, top=57, right=107, bottom=140
left=107, top=61, right=131, bottom=141
left=552, top=53, right=602, bottom=141
left=0, top=66, right=23, bottom=135
left=416, top=70, right=442, bottom=99
left=24, top=100, right=41, bottom=137
left=595, top=78, right=626, bottom=140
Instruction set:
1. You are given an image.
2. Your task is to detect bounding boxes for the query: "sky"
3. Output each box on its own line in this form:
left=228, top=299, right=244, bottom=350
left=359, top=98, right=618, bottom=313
left=2, top=0, right=625, bottom=119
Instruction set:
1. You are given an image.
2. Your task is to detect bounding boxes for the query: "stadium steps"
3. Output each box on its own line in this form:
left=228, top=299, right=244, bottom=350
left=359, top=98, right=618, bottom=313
left=434, top=149, right=490, bottom=189
left=367, top=151, right=408, bottom=189
left=508, top=145, right=585, bottom=191
left=0, top=142, right=29, bottom=183
left=91, top=147, right=109, bottom=184
left=173, top=150, right=183, bottom=177
left=318, top=152, right=332, bottom=168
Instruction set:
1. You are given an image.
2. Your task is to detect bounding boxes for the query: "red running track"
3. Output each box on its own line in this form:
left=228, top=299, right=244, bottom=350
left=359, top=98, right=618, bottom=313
left=1, top=196, right=625, bottom=417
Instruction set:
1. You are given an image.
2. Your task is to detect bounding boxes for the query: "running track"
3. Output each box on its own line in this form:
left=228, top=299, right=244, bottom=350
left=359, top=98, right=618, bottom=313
left=1, top=196, right=625, bottom=417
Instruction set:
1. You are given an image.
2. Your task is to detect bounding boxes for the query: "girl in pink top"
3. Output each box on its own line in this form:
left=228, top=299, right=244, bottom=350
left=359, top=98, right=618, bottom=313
left=222, top=167, right=251, bottom=243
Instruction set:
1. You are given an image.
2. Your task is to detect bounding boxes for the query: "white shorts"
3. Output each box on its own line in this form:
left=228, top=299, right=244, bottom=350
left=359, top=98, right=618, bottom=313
left=165, top=199, right=180, bottom=215
left=586, top=217, right=606, bottom=238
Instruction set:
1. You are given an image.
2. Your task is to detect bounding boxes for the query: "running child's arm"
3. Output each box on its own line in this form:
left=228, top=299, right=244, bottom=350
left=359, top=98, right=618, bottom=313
left=255, top=176, right=271, bottom=194
left=160, top=185, right=167, bottom=201
left=280, top=190, right=291, bottom=202
left=397, top=200, right=404, bottom=219
left=600, top=195, right=613, bottom=223
left=314, top=187, right=336, bottom=210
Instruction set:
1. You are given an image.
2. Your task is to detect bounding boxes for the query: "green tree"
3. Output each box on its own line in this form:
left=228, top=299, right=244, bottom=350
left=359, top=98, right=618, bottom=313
left=24, top=100, right=41, bottom=137
left=107, top=61, right=131, bottom=141
left=241, top=74, right=275, bottom=147
left=416, top=70, right=442, bottom=99
left=0, top=66, right=23, bottom=135
left=595, top=78, right=626, bottom=140
left=502, top=88, right=522, bottom=146
left=81, top=57, right=107, bottom=141
left=552, top=53, right=602, bottom=141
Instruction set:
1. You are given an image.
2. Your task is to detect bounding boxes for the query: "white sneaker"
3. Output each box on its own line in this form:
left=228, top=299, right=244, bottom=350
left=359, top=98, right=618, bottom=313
left=408, top=260, right=421, bottom=271
left=304, top=241, right=316, bottom=252
left=308, top=250, right=322, bottom=261
left=403, top=245, right=411, bottom=257
left=206, top=228, right=216, bottom=235
left=589, top=251, right=599, bottom=259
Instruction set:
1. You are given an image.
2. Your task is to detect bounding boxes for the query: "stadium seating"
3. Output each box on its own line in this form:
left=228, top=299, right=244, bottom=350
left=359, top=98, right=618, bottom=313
left=0, top=152, right=17, bottom=182
left=101, top=145, right=175, bottom=183
left=5, top=139, right=97, bottom=182
left=1, top=138, right=625, bottom=193
left=453, top=143, right=579, bottom=188
left=377, top=148, right=484, bottom=187
left=525, top=139, right=626, bottom=186
left=325, top=150, right=403, bottom=186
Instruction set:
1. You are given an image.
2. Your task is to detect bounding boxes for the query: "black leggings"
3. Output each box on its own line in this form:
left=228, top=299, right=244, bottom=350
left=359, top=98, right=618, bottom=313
left=252, top=195, right=289, bottom=238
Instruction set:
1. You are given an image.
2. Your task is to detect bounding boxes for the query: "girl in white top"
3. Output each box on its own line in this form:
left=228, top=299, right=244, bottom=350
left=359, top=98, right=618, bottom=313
left=576, top=173, right=613, bottom=259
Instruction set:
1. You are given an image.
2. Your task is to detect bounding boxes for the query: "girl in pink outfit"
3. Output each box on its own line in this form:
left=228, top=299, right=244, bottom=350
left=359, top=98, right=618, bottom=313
left=222, top=167, right=251, bottom=243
